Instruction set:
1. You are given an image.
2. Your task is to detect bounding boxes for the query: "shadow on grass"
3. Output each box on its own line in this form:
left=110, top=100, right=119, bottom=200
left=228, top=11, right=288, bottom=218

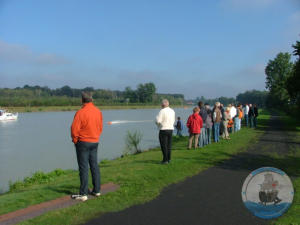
left=133, top=160, right=162, bottom=165
left=216, top=152, right=300, bottom=178
left=46, top=185, right=77, bottom=195
left=215, top=113, right=300, bottom=177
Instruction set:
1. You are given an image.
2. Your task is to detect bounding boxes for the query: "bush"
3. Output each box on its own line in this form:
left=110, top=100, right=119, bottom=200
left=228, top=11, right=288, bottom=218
left=9, top=169, right=66, bottom=191
left=124, top=130, right=143, bottom=155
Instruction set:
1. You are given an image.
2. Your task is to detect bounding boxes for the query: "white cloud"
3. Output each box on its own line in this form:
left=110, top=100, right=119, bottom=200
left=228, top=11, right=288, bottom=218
left=0, top=40, right=70, bottom=65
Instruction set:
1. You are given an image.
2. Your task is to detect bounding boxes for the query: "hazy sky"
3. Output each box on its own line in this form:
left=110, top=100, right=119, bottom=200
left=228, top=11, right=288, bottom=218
left=0, top=0, right=299, bottom=99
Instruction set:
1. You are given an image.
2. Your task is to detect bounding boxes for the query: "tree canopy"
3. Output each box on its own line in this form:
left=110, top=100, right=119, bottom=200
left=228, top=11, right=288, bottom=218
left=286, top=41, right=300, bottom=106
left=265, top=52, right=294, bottom=107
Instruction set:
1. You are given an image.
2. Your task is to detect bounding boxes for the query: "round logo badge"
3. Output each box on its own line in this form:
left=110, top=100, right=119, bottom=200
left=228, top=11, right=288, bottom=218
left=241, top=167, right=294, bottom=219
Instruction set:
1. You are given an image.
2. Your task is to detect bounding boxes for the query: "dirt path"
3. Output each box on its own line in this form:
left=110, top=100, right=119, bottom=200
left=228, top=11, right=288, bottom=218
left=85, top=115, right=296, bottom=225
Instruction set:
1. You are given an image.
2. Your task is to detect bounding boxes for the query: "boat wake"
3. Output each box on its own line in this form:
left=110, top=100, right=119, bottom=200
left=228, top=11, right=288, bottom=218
left=107, top=120, right=153, bottom=125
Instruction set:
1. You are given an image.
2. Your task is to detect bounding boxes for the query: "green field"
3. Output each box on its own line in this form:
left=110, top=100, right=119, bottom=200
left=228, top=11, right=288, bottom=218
left=0, top=114, right=268, bottom=225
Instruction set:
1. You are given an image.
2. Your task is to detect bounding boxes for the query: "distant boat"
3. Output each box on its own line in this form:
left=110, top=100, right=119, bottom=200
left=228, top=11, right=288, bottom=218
left=0, top=109, right=18, bottom=121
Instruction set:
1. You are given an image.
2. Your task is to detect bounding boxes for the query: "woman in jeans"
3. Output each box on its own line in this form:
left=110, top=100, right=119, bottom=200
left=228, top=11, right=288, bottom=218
left=186, top=107, right=203, bottom=149
left=213, top=102, right=222, bottom=143
left=205, top=105, right=213, bottom=145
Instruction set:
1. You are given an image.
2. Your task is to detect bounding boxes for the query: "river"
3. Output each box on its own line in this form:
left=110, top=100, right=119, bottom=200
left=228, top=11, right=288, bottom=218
left=0, top=107, right=191, bottom=192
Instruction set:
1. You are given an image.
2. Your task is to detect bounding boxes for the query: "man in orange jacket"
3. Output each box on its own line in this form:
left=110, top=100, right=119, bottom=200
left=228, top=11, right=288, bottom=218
left=71, top=92, right=103, bottom=201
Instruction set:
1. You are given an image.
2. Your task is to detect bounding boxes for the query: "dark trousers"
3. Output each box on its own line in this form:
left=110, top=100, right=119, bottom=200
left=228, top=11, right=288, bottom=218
left=249, top=116, right=254, bottom=128
left=254, top=117, right=257, bottom=128
left=159, top=130, right=173, bottom=162
left=75, top=141, right=101, bottom=195
left=244, top=115, right=249, bottom=127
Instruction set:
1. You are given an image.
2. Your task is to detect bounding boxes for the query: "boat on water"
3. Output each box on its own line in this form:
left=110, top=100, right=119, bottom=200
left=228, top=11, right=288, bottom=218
left=0, top=109, right=18, bottom=121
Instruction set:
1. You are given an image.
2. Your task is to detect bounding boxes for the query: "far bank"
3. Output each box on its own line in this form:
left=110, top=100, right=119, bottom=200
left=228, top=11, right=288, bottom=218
left=5, top=104, right=190, bottom=113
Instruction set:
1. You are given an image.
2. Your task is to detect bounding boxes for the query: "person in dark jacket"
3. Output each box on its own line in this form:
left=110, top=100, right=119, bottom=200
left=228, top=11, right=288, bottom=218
left=175, top=117, right=183, bottom=136
left=248, top=104, right=255, bottom=128
left=253, top=104, right=259, bottom=128
left=198, top=101, right=207, bottom=148
left=187, top=107, right=203, bottom=149
left=220, top=104, right=225, bottom=135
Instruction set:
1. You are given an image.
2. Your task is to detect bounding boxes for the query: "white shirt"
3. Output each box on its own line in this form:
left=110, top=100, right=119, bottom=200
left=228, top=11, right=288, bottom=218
left=156, top=107, right=175, bottom=130
left=244, top=105, right=249, bottom=115
left=230, top=106, right=236, bottom=119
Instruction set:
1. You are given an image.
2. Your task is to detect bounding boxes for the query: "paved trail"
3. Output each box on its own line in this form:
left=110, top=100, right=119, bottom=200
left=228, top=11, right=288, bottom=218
left=86, top=115, right=297, bottom=225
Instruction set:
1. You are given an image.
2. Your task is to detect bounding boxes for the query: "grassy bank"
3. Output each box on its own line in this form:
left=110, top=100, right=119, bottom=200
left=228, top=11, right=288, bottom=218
left=0, top=113, right=268, bottom=225
left=271, top=113, right=300, bottom=225
left=5, top=105, right=189, bottom=113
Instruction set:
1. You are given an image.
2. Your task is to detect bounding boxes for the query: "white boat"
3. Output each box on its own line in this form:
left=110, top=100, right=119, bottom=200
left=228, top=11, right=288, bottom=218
left=0, top=109, right=18, bottom=121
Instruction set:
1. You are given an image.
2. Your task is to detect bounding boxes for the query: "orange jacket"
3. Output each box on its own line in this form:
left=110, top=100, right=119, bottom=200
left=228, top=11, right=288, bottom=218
left=71, top=102, right=103, bottom=144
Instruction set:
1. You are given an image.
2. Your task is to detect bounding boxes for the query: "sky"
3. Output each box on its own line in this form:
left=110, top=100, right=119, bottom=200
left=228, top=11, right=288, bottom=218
left=0, top=0, right=299, bottom=99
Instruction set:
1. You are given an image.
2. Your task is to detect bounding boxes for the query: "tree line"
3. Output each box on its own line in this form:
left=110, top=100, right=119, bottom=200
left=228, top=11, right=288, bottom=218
left=193, top=96, right=236, bottom=106
left=0, top=83, right=185, bottom=107
left=265, top=40, right=300, bottom=110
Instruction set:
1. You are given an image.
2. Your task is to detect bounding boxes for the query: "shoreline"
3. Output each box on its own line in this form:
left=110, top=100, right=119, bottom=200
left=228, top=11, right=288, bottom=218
left=5, top=105, right=190, bottom=113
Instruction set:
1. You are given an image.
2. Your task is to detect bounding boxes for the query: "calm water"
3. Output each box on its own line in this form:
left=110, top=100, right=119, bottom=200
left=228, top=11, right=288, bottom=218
left=0, top=108, right=191, bottom=192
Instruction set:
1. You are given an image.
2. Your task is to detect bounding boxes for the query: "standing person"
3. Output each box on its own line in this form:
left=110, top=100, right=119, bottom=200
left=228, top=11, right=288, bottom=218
left=233, top=104, right=240, bottom=132
left=229, top=104, right=237, bottom=133
left=237, top=104, right=243, bottom=131
left=156, top=99, right=175, bottom=164
left=213, top=102, right=222, bottom=143
left=220, top=103, right=225, bottom=135
left=186, top=107, right=203, bottom=149
left=71, top=92, right=103, bottom=201
left=222, top=107, right=231, bottom=140
left=198, top=101, right=207, bottom=148
left=205, top=104, right=213, bottom=145
left=243, top=104, right=249, bottom=127
left=253, top=104, right=259, bottom=128
left=175, top=117, right=183, bottom=136
left=248, top=104, right=254, bottom=128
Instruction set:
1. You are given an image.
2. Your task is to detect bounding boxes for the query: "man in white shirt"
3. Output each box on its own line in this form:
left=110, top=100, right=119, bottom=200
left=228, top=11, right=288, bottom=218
left=243, top=104, right=249, bottom=127
left=229, top=104, right=237, bottom=133
left=156, top=99, right=175, bottom=164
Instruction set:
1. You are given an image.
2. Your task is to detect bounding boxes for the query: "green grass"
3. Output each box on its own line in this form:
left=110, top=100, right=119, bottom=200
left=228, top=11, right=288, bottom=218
left=271, top=113, right=300, bottom=225
left=0, top=114, right=268, bottom=225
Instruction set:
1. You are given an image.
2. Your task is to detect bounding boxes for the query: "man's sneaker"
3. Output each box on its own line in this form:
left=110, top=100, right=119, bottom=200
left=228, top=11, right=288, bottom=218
left=91, top=192, right=101, bottom=197
left=71, top=194, right=88, bottom=201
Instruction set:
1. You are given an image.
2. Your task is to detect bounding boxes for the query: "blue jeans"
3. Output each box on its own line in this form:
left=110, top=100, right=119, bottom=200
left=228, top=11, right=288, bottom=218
left=234, top=117, right=239, bottom=132
left=176, top=129, right=182, bottom=136
left=249, top=117, right=254, bottom=128
left=206, top=127, right=212, bottom=144
left=76, top=141, right=101, bottom=195
left=213, top=123, right=220, bottom=142
left=198, top=127, right=207, bottom=147
left=244, top=115, right=248, bottom=127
